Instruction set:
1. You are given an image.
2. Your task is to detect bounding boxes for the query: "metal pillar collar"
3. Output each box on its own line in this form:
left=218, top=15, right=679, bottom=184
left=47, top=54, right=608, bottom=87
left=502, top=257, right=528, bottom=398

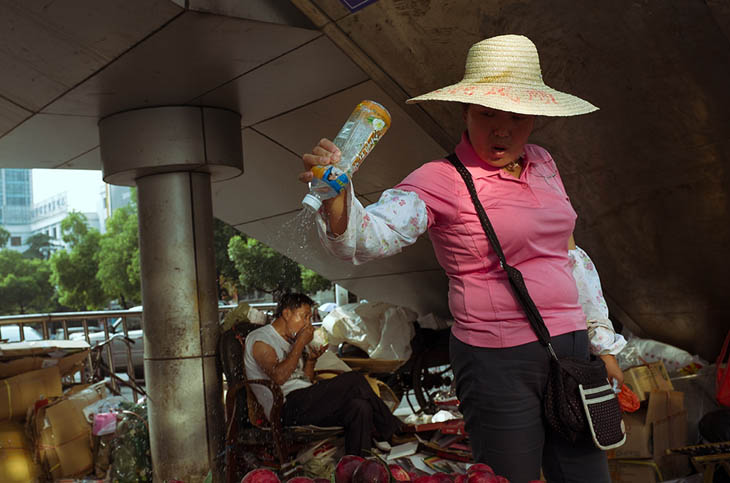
left=98, top=106, right=243, bottom=186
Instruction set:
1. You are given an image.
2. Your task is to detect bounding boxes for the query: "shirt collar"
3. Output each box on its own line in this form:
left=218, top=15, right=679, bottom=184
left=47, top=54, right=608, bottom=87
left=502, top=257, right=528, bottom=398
left=452, top=132, right=531, bottom=180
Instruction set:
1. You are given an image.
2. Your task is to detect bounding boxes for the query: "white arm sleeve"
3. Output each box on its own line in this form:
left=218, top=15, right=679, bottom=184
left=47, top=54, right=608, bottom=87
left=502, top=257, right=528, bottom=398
left=313, top=185, right=428, bottom=265
left=570, top=246, right=627, bottom=356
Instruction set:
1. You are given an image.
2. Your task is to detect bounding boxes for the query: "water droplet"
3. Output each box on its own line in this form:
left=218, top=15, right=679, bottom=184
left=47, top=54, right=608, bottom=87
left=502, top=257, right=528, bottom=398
left=279, top=209, right=318, bottom=265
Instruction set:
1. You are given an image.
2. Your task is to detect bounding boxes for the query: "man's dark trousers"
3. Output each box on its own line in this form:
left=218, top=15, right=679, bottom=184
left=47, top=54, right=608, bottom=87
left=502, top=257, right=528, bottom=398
left=282, top=371, right=400, bottom=455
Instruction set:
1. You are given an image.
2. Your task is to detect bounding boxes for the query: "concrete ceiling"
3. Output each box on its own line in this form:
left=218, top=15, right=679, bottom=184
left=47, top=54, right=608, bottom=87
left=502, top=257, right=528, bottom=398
left=1, top=0, right=728, bottom=359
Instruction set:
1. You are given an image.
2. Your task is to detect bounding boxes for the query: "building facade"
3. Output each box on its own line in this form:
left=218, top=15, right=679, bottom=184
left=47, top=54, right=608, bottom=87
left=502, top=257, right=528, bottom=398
left=97, top=184, right=133, bottom=234
left=0, top=169, right=101, bottom=253
left=0, top=168, right=32, bottom=228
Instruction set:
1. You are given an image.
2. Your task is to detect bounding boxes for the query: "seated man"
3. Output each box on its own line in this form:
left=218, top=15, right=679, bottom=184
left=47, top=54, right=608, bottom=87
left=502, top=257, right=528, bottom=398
left=243, top=293, right=400, bottom=456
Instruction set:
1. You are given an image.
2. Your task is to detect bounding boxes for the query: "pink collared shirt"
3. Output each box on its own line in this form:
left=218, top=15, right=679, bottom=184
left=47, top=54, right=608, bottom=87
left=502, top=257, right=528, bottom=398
left=395, top=135, right=586, bottom=348
left=316, top=134, right=590, bottom=349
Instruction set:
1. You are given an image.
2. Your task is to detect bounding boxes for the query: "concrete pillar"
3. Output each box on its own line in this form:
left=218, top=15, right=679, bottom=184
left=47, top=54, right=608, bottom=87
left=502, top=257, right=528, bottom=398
left=335, top=283, right=349, bottom=306
left=99, top=106, right=243, bottom=482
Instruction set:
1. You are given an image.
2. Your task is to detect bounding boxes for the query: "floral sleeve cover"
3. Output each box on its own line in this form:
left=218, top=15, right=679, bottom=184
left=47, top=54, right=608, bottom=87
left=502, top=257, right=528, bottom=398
left=569, top=246, right=627, bottom=356
left=313, top=185, right=428, bottom=265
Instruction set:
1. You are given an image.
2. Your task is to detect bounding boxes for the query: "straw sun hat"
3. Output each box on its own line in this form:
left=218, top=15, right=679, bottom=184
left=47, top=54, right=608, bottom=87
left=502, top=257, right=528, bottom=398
left=407, top=34, right=597, bottom=116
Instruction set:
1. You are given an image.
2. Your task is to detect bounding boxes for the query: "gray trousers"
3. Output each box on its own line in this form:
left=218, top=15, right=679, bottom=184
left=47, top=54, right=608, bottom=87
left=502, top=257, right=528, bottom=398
left=450, top=330, right=610, bottom=483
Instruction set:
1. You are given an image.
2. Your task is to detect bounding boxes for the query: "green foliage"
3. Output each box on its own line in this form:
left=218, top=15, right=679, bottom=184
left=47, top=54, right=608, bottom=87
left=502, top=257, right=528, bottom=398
left=213, top=218, right=241, bottom=299
left=227, top=235, right=332, bottom=299
left=23, top=233, right=58, bottom=260
left=98, top=203, right=141, bottom=308
left=0, top=226, right=9, bottom=248
left=228, top=235, right=301, bottom=298
left=59, top=211, right=90, bottom=246
left=301, top=266, right=332, bottom=294
left=0, top=249, right=56, bottom=314
left=50, top=212, right=108, bottom=310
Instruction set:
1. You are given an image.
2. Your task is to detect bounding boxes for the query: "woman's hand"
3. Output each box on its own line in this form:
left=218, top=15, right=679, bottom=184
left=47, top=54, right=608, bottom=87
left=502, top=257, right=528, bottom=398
left=300, top=138, right=349, bottom=235
left=299, top=138, right=341, bottom=184
left=599, top=354, right=624, bottom=387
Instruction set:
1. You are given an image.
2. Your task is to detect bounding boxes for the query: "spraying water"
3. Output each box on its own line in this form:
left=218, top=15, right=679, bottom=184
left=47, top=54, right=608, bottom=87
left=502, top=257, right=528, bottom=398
left=280, top=208, right=318, bottom=265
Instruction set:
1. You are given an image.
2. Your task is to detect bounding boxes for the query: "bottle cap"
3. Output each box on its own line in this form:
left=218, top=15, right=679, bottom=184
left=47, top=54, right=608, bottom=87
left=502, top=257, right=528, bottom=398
left=301, top=193, right=322, bottom=211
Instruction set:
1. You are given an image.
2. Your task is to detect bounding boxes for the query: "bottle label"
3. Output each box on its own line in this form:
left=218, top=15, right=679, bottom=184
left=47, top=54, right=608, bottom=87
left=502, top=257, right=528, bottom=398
left=312, top=165, right=350, bottom=194
left=350, top=120, right=385, bottom=172
left=332, top=100, right=391, bottom=176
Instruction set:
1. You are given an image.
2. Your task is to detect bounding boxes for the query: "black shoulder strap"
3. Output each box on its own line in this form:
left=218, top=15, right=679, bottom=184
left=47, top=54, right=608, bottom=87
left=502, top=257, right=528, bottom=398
left=445, top=153, right=556, bottom=357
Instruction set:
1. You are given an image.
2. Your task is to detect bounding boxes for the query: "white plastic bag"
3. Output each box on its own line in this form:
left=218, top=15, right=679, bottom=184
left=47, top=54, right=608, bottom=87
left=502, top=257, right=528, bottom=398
left=321, top=301, right=416, bottom=361
left=617, top=333, right=707, bottom=374
left=308, top=326, right=329, bottom=351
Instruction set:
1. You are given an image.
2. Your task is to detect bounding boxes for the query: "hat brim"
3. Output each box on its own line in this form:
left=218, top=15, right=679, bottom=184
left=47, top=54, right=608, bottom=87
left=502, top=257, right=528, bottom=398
left=406, top=82, right=598, bottom=117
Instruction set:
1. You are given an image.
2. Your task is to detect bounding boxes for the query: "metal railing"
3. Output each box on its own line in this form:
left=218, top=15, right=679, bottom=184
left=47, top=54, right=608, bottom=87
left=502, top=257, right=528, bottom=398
left=0, top=302, right=277, bottom=401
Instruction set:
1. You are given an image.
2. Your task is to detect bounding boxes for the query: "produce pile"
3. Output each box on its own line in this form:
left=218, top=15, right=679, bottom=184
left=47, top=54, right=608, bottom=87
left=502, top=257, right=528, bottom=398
left=240, top=455, right=543, bottom=483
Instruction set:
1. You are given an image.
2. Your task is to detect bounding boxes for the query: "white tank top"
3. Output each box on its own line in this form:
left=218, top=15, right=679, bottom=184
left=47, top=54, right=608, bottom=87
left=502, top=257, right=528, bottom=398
left=243, top=324, right=312, bottom=420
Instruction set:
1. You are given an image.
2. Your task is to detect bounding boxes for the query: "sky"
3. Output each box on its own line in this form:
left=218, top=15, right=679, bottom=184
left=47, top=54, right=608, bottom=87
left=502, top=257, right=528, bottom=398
left=32, top=169, right=105, bottom=213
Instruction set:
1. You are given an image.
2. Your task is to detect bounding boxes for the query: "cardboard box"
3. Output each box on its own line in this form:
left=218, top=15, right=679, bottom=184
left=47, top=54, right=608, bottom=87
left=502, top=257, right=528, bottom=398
left=31, top=381, right=107, bottom=480
left=0, top=349, right=90, bottom=379
left=0, top=339, right=90, bottom=358
left=624, top=361, right=674, bottom=401
left=608, top=459, right=661, bottom=483
left=0, top=420, right=41, bottom=482
left=0, top=366, right=62, bottom=421
left=608, top=391, right=687, bottom=460
left=613, top=410, right=652, bottom=458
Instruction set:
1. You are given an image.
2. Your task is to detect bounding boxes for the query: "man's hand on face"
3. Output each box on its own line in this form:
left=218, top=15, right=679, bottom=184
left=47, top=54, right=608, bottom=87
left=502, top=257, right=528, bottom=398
left=296, top=324, right=315, bottom=346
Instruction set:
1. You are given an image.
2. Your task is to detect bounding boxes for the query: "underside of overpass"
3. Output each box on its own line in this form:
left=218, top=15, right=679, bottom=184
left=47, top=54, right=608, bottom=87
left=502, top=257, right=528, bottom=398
left=1, top=0, right=729, bottom=477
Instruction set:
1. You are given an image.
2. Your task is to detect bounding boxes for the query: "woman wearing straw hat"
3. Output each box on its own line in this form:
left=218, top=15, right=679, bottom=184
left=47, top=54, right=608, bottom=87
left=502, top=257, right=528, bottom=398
left=300, top=34, right=624, bottom=482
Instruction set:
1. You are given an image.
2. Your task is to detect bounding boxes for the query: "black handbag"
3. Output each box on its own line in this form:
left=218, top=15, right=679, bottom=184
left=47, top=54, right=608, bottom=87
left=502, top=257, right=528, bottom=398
left=446, top=153, right=626, bottom=450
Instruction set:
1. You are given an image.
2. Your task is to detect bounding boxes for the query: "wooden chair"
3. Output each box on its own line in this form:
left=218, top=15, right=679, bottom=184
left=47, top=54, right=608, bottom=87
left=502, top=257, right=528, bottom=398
left=220, top=325, right=343, bottom=482
left=668, top=441, right=730, bottom=483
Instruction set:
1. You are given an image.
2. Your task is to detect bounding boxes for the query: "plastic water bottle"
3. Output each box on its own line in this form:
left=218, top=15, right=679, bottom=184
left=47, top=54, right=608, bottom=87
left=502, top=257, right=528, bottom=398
left=301, top=100, right=391, bottom=211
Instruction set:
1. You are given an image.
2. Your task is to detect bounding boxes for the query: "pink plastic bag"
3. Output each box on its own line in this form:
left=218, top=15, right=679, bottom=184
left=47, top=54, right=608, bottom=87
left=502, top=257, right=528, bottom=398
left=93, top=412, right=117, bottom=436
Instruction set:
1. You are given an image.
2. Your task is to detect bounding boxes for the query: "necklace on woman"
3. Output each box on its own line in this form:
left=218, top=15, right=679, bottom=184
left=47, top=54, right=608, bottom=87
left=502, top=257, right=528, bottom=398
left=502, top=158, right=522, bottom=171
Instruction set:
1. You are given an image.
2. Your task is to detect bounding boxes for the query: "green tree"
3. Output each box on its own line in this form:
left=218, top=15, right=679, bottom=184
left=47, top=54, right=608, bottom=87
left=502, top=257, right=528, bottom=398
left=97, top=202, right=141, bottom=308
left=0, top=249, right=56, bottom=314
left=228, top=236, right=300, bottom=300
left=228, top=236, right=331, bottom=299
left=23, top=233, right=57, bottom=260
left=50, top=212, right=108, bottom=310
left=301, top=266, right=333, bottom=294
left=0, top=226, right=9, bottom=248
left=214, top=218, right=241, bottom=300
